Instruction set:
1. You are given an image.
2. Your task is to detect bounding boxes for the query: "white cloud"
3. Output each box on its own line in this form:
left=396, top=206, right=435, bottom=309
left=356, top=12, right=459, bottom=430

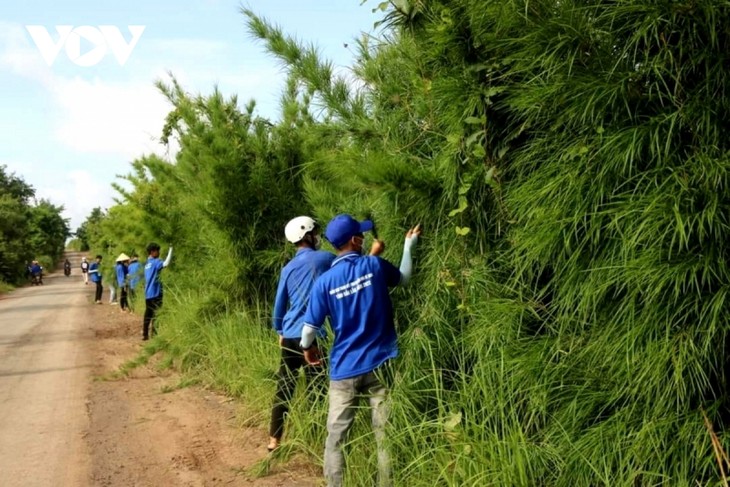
left=51, top=76, right=171, bottom=158
left=37, top=170, right=116, bottom=230
left=145, top=38, right=230, bottom=59
left=0, top=21, right=55, bottom=87
left=0, top=21, right=285, bottom=229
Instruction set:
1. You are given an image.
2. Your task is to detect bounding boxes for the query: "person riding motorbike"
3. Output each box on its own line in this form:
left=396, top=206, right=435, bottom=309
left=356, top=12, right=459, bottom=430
left=30, top=260, right=43, bottom=285
left=64, top=258, right=72, bottom=276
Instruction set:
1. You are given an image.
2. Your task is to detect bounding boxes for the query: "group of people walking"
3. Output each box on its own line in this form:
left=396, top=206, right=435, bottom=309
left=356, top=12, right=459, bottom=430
left=269, top=213, right=420, bottom=487
left=81, top=243, right=173, bottom=341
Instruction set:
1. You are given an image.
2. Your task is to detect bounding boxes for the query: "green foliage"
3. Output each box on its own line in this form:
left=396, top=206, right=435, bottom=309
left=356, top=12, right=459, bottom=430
left=84, top=1, right=730, bottom=485
left=0, top=280, right=13, bottom=294
left=28, top=200, right=69, bottom=262
left=0, top=166, right=69, bottom=282
left=74, top=206, right=105, bottom=251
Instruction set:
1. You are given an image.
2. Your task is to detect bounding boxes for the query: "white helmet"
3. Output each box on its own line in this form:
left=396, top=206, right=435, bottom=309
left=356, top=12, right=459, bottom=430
left=285, top=216, right=317, bottom=244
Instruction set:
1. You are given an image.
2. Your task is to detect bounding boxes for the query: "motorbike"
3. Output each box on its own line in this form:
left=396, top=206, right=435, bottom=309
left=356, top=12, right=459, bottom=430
left=64, top=265, right=71, bottom=276
left=31, top=272, right=43, bottom=286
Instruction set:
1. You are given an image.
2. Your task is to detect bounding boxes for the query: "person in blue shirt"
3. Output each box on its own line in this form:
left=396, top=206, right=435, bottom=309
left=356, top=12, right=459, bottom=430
left=267, top=216, right=335, bottom=452
left=127, top=254, right=142, bottom=310
left=29, top=261, right=43, bottom=285
left=88, top=255, right=103, bottom=303
left=143, top=243, right=172, bottom=340
left=301, top=214, right=420, bottom=487
left=115, top=253, right=130, bottom=312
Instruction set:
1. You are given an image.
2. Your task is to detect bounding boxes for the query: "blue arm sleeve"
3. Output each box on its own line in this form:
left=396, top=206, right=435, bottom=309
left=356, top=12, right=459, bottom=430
left=300, top=282, right=328, bottom=349
left=272, top=275, right=287, bottom=334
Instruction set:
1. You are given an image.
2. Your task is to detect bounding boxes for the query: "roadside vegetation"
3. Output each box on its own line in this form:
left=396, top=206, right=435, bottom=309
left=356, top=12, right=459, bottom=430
left=0, top=165, right=70, bottom=286
left=83, top=1, right=730, bottom=485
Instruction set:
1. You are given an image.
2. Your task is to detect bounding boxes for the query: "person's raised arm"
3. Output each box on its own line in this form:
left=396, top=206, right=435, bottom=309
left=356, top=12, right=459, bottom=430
left=162, top=246, right=173, bottom=268
left=398, top=225, right=421, bottom=286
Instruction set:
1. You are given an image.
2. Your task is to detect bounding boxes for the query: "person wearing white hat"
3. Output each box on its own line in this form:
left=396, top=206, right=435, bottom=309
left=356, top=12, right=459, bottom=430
left=115, top=253, right=131, bottom=312
left=267, top=216, right=334, bottom=452
left=80, top=257, right=89, bottom=285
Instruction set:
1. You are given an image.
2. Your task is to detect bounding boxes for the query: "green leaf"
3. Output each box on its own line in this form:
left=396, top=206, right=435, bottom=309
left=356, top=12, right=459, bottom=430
left=472, top=145, right=486, bottom=158
left=465, top=130, right=482, bottom=147
left=445, top=281, right=457, bottom=287
left=393, top=0, right=411, bottom=14
left=483, top=86, right=505, bottom=98
left=447, top=133, right=461, bottom=145
left=373, top=1, right=389, bottom=12
left=458, top=183, right=472, bottom=195
left=444, top=411, right=462, bottom=431
left=455, top=226, right=471, bottom=236
left=448, top=196, right=468, bottom=217
left=484, top=166, right=497, bottom=187
left=464, top=116, right=485, bottom=125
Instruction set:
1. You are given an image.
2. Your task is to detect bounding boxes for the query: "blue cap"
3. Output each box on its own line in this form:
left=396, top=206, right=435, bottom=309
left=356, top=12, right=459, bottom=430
left=325, top=214, right=374, bottom=249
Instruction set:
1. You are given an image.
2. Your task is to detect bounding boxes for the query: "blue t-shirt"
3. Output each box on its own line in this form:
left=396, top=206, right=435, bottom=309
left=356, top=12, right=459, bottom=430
left=303, top=251, right=402, bottom=380
left=273, top=248, right=335, bottom=339
left=127, top=261, right=142, bottom=289
left=144, top=257, right=164, bottom=299
left=89, top=262, right=101, bottom=282
left=115, top=263, right=128, bottom=287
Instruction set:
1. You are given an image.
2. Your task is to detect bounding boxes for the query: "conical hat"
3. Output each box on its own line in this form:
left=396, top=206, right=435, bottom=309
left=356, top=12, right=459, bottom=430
left=116, top=253, right=130, bottom=262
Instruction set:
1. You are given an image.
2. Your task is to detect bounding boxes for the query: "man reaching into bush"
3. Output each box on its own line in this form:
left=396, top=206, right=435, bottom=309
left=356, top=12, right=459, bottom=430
left=268, top=216, right=333, bottom=452
left=301, top=214, right=420, bottom=487
left=143, top=243, right=172, bottom=340
left=88, top=255, right=103, bottom=303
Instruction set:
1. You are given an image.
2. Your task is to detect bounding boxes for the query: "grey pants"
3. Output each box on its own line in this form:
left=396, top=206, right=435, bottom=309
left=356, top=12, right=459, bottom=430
left=324, top=370, right=391, bottom=487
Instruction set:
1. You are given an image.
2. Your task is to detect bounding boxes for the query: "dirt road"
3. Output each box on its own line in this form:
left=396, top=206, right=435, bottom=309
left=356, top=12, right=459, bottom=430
left=0, top=261, right=318, bottom=486
left=0, top=265, right=92, bottom=486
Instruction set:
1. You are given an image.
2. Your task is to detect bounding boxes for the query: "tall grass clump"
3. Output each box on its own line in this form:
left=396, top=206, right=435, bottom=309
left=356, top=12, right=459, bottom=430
left=244, top=1, right=730, bottom=485
left=85, top=0, right=730, bottom=485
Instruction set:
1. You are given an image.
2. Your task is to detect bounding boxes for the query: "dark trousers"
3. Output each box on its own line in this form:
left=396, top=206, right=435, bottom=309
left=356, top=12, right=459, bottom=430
left=269, top=338, right=324, bottom=439
left=128, top=288, right=136, bottom=311
left=94, top=281, right=103, bottom=302
left=119, top=286, right=128, bottom=310
left=143, top=296, right=163, bottom=339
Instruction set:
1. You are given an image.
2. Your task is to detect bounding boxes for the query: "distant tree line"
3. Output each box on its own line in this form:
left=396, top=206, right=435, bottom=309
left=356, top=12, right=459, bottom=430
left=0, top=165, right=70, bottom=283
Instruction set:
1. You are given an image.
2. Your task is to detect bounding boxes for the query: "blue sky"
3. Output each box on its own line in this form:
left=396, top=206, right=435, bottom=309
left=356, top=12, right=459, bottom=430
left=0, top=1, right=380, bottom=230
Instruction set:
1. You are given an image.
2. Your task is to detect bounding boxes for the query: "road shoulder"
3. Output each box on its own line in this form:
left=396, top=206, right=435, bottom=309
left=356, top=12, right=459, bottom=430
left=85, top=301, right=319, bottom=486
